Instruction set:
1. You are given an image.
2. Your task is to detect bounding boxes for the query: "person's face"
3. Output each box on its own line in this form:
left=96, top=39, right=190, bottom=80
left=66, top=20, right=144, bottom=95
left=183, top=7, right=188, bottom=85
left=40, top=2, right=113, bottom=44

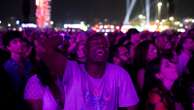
left=77, top=43, right=86, bottom=63
left=183, top=38, right=193, bottom=51
left=147, top=44, right=158, bottom=61
left=35, top=40, right=46, bottom=58
left=118, top=46, right=130, bottom=63
left=131, top=34, right=140, bottom=46
left=86, top=36, right=109, bottom=63
left=7, top=38, right=24, bottom=55
left=76, top=33, right=87, bottom=44
left=159, top=58, right=178, bottom=81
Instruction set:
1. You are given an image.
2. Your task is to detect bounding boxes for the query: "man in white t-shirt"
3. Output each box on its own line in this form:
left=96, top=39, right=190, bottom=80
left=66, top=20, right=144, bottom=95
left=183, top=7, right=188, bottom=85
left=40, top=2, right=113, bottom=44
left=64, top=33, right=139, bottom=110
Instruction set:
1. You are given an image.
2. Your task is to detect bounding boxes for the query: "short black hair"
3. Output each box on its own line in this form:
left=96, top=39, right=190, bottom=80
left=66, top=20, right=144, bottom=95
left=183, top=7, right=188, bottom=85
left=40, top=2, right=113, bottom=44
left=3, top=31, right=24, bottom=48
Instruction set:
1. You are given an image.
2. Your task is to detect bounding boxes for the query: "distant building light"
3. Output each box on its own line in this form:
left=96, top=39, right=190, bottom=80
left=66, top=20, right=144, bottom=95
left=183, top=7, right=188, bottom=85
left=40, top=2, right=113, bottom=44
left=138, top=14, right=145, bottom=19
left=104, top=33, right=108, bottom=36
left=161, top=19, right=166, bottom=23
left=63, top=23, right=88, bottom=31
left=184, top=19, right=190, bottom=23
left=111, top=29, right=115, bottom=32
left=121, top=25, right=133, bottom=33
left=104, top=25, right=108, bottom=29
left=116, top=26, right=120, bottom=30
left=16, top=20, right=20, bottom=25
left=99, top=25, right=103, bottom=29
left=18, top=27, right=23, bottom=31
left=0, top=20, right=2, bottom=24
left=179, top=24, right=183, bottom=27
left=177, top=28, right=185, bottom=32
left=50, top=21, right=54, bottom=25
left=8, top=23, right=11, bottom=27
left=155, top=20, right=160, bottom=23
left=105, top=29, right=111, bottom=32
left=21, top=23, right=37, bottom=28
left=110, top=25, right=114, bottom=29
left=174, top=21, right=180, bottom=25
left=169, top=16, right=175, bottom=21
left=12, top=28, right=17, bottom=31
left=157, top=2, right=163, bottom=7
left=192, top=19, right=194, bottom=23
left=101, top=29, right=105, bottom=32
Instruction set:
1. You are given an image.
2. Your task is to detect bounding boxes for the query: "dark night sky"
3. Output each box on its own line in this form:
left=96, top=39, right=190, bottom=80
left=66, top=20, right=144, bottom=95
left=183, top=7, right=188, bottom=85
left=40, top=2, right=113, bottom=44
left=0, top=0, right=194, bottom=24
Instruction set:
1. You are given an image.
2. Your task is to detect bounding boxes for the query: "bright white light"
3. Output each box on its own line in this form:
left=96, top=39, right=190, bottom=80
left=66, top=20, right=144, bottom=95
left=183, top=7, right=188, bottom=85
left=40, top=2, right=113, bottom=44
left=174, top=21, right=180, bottom=25
left=111, top=29, right=115, bottom=32
left=104, top=25, right=108, bottom=29
left=123, top=0, right=137, bottom=24
left=104, top=33, right=108, bottom=36
left=96, top=29, right=100, bottom=32
left=161, top=19, right=166, bottom=23
left=121, top=24, right=133, bottom=33
left=169, top=16, right=175, bottom=21
left=18, top=27, right=23, bottom=31
left=50, top=21, right=54, bottom=25
left=80, top=21, right=85, bottom=25
left=63, top=23, right=88, bottom=31
left=179, top=24, right=183, bottom=27
left=116, top=26, right=120, bottom=30
left=0, top=20, right=1, bottom=24
left=184, top=19, right=189, bottom=23
left=16, top=20, right=20, bottom=25
left=138, top=14, right=145, bottom=19
left=110, top=25, right=114, bottom=29
left=157, top=2, right=162, bottom=7
left=101, top=29, right=105, bottom=32
left=8, top=23, right=11, bottom=27
left=12, top=28, right=17, bottom=31
left=105, top=29, right=111, bottom=32
left=177, top=28, right=185, bottom=32
left=155, top=20, right=160, bottom=23
left=21, top=23, right=37, bottom=28
left=99, top=25, right=103, bottom=29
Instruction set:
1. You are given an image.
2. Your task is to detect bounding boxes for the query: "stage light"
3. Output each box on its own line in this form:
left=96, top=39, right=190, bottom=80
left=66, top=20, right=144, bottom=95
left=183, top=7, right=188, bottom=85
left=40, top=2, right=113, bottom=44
left=16, top=20, right=20, bottom=25
left=169, top=16, right=175, bottom=21
left=18, top=27, right=23, bottom=31
left=8, top=23, right=11, bottom=27
left=50, top=21, right=54, bottom=25
left=157, top=2, right=162, bottom=7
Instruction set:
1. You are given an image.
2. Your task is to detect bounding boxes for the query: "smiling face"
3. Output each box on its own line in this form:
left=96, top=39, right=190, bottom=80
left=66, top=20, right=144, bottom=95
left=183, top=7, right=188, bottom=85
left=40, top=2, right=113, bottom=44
left=117, top=46, right=130, bottom=64
left=86, top=35, right=109, bottom=63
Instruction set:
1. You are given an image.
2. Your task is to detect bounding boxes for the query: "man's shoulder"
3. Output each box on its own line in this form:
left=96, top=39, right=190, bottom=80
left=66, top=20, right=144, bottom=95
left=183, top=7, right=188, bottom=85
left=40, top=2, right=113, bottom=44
left=106, top=63, right=129, bottom=77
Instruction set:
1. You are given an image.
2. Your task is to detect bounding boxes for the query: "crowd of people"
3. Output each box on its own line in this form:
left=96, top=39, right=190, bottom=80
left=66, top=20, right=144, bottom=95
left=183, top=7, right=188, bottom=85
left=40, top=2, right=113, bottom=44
left=0, top=27, right=194, bottom=110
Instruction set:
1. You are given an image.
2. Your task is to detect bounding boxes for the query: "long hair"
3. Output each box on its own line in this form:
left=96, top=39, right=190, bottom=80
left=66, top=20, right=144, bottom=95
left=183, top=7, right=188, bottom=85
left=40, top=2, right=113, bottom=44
left=133, top=40, right=155, bottom=70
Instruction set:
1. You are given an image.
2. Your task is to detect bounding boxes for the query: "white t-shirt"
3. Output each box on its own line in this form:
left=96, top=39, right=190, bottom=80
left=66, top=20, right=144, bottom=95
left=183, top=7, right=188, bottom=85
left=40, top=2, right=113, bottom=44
left=24, top=75, right=58, bottom=110
left=64, top=60, right=139, bottom=110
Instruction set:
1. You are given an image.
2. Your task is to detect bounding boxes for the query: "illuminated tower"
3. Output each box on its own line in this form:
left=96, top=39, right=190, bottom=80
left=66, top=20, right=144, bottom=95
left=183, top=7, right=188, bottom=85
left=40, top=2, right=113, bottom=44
left=36, top=0, right=51, bottom=28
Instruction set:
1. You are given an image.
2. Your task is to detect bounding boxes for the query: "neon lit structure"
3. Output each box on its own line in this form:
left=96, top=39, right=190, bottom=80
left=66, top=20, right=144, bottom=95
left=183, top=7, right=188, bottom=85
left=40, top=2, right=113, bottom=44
left=36, top=0, right=51, bottom=28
